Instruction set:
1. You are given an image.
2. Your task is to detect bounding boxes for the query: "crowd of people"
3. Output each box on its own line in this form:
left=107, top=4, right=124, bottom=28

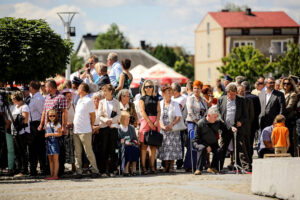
left=0, top=52, right=299, bottom=180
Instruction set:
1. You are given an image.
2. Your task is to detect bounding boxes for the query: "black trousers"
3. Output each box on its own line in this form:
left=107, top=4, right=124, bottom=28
left=98, top=127, right=119, bottom=173
left=29, top=121, right=46, bottom=174
left=195, top=143, right=220, bottom=171
left=13, top=133, right=28, bottom=174
left=219, top=129, right=251, bottom=171
left=92, top=131, right=101, bottom=170
left=258, top=148, right=274, bottom=158
left=176, top=130, right=186, bottom=169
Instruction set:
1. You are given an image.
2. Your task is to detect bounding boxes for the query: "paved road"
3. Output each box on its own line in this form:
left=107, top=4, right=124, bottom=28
left=0, top=173, right=277, bottom=200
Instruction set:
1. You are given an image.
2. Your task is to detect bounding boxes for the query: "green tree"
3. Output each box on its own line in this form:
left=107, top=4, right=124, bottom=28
left=217, top=45, right=273, bottom=84
left=174, top=56, right=194, bottom=80
left=70, top=53, right=84, bottom=73
left=151, top=44, right=179, bottom=67
left=94, top=23, right=131, bottom=49
left=275, top=42, right=300, bottom=77
left=223, top=3, right=249, bottom=11
left=0, top=17, right=72, bottom=84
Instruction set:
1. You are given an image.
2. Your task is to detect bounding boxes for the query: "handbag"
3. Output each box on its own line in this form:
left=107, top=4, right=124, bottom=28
left=172, top=118, right=187, bottom=132
left=144, top=129, right=163, bottom=147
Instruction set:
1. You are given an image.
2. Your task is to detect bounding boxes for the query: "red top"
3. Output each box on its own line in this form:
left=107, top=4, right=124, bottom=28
left=209, top=11, right=299, bottom=28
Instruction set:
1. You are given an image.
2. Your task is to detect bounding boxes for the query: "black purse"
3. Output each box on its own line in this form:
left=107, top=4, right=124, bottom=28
left=144, top=129, right=163, bottom=147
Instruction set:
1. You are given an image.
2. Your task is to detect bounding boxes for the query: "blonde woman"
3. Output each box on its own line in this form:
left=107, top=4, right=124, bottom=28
left=139, top=80, right=161, bottom=174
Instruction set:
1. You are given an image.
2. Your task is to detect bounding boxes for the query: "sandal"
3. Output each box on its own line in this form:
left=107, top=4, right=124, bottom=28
left=131, top=172, right=137, bottom=176
left=149, top=167, right=157, bottom=174
left=141, top=167, right=148, bottom=175
left=123, top=172, right=131, bottom=177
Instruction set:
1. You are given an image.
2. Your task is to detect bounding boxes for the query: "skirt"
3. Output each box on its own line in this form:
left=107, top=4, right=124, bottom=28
left=139, top=116, right=160, bottom=143
left=46, top=137, right=60, bottom=155
left=124, top=145, right=140, bottom=162
left=159, top=131, right=182, bottom=161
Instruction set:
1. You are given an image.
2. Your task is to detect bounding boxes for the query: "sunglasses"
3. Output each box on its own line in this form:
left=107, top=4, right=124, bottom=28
left=267, top=82, right=275, bottom=84
left=49, top=115, right=56, bottom=118
left=283, top=82, right=291, bottom=85
left=258, top=82, right=264, bottom=85
left=145, top=85, right=153, bottom=89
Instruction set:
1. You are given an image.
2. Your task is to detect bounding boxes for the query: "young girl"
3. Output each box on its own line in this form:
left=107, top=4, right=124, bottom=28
left=118, top=111, right=139, bottom=176
left=45, top=109, right=62, bottom=180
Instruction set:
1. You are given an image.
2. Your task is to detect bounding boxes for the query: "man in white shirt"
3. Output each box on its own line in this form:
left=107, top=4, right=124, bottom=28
left=28, top=81, right=46, bottom=175
left=107, top=52, right=123, bottom=88
left=73, top=83, right=99, bottom=178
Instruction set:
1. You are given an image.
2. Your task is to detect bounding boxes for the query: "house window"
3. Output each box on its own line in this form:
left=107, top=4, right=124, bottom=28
left=233, top=40, right=255, bottom=48
left=271, top=39, right=291, bottom=54
left=273, top=28, right=281, bottom=35
left=242, top=29, right=250, bottom=35
left=207, top=22, right=210, bottom=34
left=207, top=43, right=210, bottom=57
left=208, top=68, right=211, bottom=82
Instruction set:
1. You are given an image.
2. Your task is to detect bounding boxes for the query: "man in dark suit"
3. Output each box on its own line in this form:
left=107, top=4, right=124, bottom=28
left=96, top=64, right=110, bottom=90
left=259, top=77, right=286, bottom=130
left=217, top=83, right=251, bottom=172
left=242, top=81, right=261, bottom=162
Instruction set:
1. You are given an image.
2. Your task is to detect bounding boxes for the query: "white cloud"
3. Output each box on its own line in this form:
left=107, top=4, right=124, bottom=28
left=74, top=0, right=135, bottom=7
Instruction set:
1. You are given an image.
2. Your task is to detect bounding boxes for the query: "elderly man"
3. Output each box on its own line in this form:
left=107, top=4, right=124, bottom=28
left=217, top=83, right=251, bottom=172
left=96, top=63, right=111, bottom=90
left=259, top=77, right=286, bottom=130
left=193, top=106, right=229, bottom=175
left=73, top=83, right=99, bottom=179
left=107, top=52, right=123, bottom=88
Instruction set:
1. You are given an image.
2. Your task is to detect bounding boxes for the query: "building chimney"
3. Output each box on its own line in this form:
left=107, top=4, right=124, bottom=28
left=140, top=40, right=146, bottom=50
left=245, top=8, right=252, bottom=16
left=221, top=9, right=229, bottom=12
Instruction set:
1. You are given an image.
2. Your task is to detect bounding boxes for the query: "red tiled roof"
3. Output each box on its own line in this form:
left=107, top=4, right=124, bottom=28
left=209, top=11, right=299, bottom=28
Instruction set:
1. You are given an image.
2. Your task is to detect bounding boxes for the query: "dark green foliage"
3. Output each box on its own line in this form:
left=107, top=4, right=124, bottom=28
left=70, top=53, right=84, bottom=73
left=0, top=17, right=72, bottom=84
left=217, top=45, right=273, bottom=84
left=94, top=23, right=131, bottom=49
left=151, top=44, right=179, bottom=67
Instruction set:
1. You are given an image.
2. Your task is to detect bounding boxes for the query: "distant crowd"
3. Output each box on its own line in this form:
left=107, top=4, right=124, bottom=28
left=0, top=52, right=299, bottom=180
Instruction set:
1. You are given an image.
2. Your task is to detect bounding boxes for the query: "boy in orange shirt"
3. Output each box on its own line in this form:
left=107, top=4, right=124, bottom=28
left=271, top=114, right=290, bottom=154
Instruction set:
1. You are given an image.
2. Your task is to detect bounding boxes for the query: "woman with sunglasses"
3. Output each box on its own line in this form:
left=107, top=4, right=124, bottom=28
left=281, top=77, right=299, bottom=156
left=139, top=80, right=161, bottom=174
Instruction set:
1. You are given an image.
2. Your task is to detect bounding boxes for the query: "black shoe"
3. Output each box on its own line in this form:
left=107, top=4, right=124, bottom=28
left=30, top=171, right=38, bottom=176
left=91, top=173, right=99, bottom=178
left=123, top=173, right=131, bottom=177
left=227, top=164, right=234, bottom=171
left=75, top=174, right=82, bottom=179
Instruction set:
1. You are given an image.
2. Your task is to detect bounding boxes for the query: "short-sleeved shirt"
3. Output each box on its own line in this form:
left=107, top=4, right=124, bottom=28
left=73, top=95, right=95, bottom=134
left=140, top=95, right=158, bottom=116
left=272, top=123, right=289, bottom=148
left=44, top=91, right=67, bottom=124
left=258, top=125, right=273, bottom=152
left=11, top=104, right=30, bottom=135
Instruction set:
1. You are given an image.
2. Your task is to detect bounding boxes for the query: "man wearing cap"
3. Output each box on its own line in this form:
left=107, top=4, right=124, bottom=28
left=21, top=86, right=31, bottom=105
left=222, top=75, right=233, bottom=96
left=107, top=52, right=123, bottom=88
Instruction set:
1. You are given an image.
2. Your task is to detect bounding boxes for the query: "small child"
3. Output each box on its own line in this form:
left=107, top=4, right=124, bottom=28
left=45, top=109, right=62, bottom=180
left=118, top=111, right=139, bottom=176
left=271, top=114, right=290, bottom=154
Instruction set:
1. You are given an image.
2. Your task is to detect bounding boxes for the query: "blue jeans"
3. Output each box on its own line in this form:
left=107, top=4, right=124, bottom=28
left=6, top=133, right=15, bottom=170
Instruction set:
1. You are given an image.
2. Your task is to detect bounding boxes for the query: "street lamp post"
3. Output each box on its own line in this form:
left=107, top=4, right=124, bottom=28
left=57, top=12, right=78, bottom=80
left=269, top=45, right=275, bottom=77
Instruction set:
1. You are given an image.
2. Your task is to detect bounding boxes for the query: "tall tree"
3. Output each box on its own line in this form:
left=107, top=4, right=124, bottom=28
left=223, top=3, right=249, bottom=11
left=0, top=17, right=72, bottom=84
left=70, top=53, right=84, bottom=73
left=94, top=23, right=131, bottom=49
left=275, top=42, right=300, bottom=77
left=217, top=45, right=273, bottom=84
left=151, top=44, right=179, bottom=67
left=174, top=56, right=194, bottom=80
